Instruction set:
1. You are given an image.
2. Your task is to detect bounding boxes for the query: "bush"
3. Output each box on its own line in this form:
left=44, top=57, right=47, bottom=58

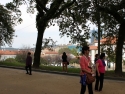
left=70, top=58, right=79, bottom=64
left=40, top=57, right=48, bottom=65
left=0, top=58, right=25, bottom=67
left=4, top=58, right=18, bottom=63
left=15, top=53, right=27, bottom=63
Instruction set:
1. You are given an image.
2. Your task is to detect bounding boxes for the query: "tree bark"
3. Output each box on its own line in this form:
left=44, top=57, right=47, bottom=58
left=115, top=21, right=125, bottom=75
left=33, top=21, right=47, bottom=68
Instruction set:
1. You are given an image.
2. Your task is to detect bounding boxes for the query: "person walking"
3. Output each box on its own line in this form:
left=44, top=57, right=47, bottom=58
left=62, top=52, right=68, bottom=72
left=95, top=53, right=106, bottom=92
left=79, top=46, right=94, bottom=94
left=25, top=52, right=32, bottom=75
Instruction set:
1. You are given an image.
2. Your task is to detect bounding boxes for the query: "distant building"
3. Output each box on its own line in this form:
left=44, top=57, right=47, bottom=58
left=0, top=50, right=17, bottom=61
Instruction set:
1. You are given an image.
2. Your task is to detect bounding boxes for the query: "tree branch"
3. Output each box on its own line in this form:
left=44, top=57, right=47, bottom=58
left=35, top=0, right=48, bottom=12
left=52, top=0, right=76, bottom=18
left=98, top=6, right=123, bottom=23
left=112, top=0, right=125, bottom=11
left=44, top=0, right=64, bottom=20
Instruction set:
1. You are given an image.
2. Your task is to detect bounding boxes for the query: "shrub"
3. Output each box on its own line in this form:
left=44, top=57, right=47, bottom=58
left=40, top=57, right=48, bottom=65
left=4, top=58, right=18, bottom=63
left=0, top=58, right=25, bottom=67
left=15, top=52, right=27, bottom=63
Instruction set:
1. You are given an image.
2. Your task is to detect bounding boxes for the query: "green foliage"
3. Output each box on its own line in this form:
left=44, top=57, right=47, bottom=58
left=15, top=46, right=33, bottom=63
left=70, top=58, right=79, bottom=64
left=58, top=48, right=72, bottom=54
left=4, top=58, right=17, bottom=63
left=101, top=45, right=116, bottom=63
left=0, top=58, right=25, bottom=67
left=40, top=57, right=48, bottom=65
left=0, top=4, right=14, bottom=46
left=0, top=3, right=22, bottom=46
left=15, top=54, right=26, bottom=63
left=42, top=38, right=57, bottom=51
left=15, top=51, right=28, bottom=63
left=70, top=48, right=78, bottom=56
left=58, top=47, right=78, bottom=56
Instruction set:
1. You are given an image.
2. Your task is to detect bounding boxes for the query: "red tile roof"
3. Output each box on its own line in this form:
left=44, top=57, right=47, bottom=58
left=101, top=38, right=117, bottom=44
left=0, top=50, right=34, bottom=55
left=95, top=37, right=117, bottom=44
left=0, top=50, right=17, bottom=55
left=89, top=46, right=98, bottom=50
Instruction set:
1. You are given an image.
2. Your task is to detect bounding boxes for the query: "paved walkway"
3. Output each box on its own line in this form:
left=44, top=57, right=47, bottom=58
left=0, top=67, right=125, bottom=94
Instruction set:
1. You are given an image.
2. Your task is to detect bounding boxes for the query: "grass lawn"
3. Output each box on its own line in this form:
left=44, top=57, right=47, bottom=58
left=0, top=61, right=125, bottom=78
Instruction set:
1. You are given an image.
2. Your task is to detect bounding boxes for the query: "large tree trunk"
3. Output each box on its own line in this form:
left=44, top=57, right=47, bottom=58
left=33, top=21, right=47, bottom=68
left=115, top=21, right=125, bottom=76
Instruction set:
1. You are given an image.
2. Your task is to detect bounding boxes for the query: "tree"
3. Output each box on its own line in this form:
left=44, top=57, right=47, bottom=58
left=34, top=0, right=77, bottom=68
left=70, top=48, right=78, bottom=56
left=0, top=3, right=22, bottom=46
left=58, top=48, right=72, bottom=55
left=42, top=37, right=57, bottom=51
left=11, top=0, right=76, bottom=68
left=70, top=58, right=79, bottom=64
left=54, top=55, right=62, bottom=66
left=96, top=0, right=125, bottom=75
left=15, top=45, right=33, bottom=63
left=40, top=57, right=48, bottom=65
left=58, top=0, right=125, bottom=75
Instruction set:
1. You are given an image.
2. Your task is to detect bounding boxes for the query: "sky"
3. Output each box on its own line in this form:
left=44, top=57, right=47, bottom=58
left=1, top=0, right=96, bottom=48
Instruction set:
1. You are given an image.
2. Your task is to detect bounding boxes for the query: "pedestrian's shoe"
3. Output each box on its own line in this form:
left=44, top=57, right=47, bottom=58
left=95, top=90, right=99, bottom=92
left=26, top=72, right=29, bottom=74
left=29, top=73, right=32, bottom=75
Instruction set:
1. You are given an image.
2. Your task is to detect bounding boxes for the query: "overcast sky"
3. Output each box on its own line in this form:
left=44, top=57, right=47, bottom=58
left=1, top=0, right=71, bottom=48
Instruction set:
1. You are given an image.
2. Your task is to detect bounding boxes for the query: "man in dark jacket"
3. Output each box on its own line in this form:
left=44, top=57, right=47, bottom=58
left=25, top=52, right=32, bottom=75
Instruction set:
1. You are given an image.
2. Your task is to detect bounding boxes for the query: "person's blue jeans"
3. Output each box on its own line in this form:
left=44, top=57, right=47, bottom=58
left=80, top=75, right=93, bottom=94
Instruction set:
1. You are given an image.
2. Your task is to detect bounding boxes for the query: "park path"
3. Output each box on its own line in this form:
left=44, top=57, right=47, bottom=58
left=0, top=67, right=125, bottom=94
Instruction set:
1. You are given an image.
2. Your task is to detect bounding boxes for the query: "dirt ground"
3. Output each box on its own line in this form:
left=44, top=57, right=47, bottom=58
left=0, top=67, right=125, bottom=94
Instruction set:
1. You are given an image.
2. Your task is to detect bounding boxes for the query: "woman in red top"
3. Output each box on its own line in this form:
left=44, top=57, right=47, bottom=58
left=80, top=46, right=94, bottom=94
left=95, top=53, right=106, bottom=92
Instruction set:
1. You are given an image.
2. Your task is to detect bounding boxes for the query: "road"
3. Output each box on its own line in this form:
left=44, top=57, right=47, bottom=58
left=0, top=67, right=125, bottom=94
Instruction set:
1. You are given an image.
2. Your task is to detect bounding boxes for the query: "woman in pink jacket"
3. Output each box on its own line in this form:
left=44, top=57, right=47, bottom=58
left=79, top=46, right=94, bottom=94
left=95, top=53, right=106, bottom=92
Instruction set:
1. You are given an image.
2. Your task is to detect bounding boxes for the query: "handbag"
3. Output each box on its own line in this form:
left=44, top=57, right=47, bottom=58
left=86, top=73, right=95, bottom=84
left=67, top=61, right=69, bottom=65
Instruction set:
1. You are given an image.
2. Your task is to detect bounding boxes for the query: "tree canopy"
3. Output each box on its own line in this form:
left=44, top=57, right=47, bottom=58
left=56, top=0, right=125, bottom=75
left=0, top=3, right=22, bottom=46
